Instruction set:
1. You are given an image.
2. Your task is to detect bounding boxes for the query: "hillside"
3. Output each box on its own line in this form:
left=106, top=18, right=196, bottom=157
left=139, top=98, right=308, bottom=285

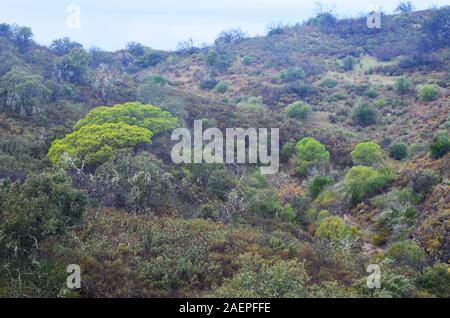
left=0, top=7, right=449, bottom=298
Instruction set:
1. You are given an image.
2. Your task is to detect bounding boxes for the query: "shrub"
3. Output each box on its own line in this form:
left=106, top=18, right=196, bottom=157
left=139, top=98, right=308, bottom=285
left=418, top=85, right=439, bottom=101
left=0, top=172, right=87, bottom=259
left=395, top=1, right=415, bottom=14
left=215, top=28, right=246, bottom=45
left=316, top=216, right=351, bottom=243
left=285, top=101, right=312, bottom=121
left=242, top=55, right=253, bottom=66
left=319, top=77, right=338, bottom=88
left=389, top=142, right=409, bottom=160
left=214, top=81, right=229, bottom=94
left=351, top=141, right=383, bottom=166
left=423, top=6, right=450, bottom=49
left=394, top=77, right=413, bottom=95
left=280, top=68, right=305, bottom=82
left=342, top=56, right=356, bottom=71
left=387, top=241, right=427, bottom=271
left=429, top=131, right=450, bottom=159
left=295, top=138, right=330, bottom=175
left=417, top=264, right=450, bottom=298
left=411, top=169, right=439, bottom=196
left=247, top=189, right=283, bottom=218
left=280, top=141, right=296, bottom=162
left=352, top=104, right=377, bottom=127
left=207, top=169, right=237, bottom=200
left=279, top=204, right=297, bottom=222
left=308, top=176, right=333, bottom=198
left=199, top=78, right=219, bottom=90
left=345, top=166, right=393, bottom=204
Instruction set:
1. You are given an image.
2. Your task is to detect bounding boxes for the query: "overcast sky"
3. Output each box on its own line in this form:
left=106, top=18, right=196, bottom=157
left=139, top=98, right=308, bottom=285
left=0, top=0, right=447, bottom=51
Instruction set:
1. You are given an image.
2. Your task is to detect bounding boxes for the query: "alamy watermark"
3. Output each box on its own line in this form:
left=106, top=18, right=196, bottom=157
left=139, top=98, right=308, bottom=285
left=66, top=264, right=81, bottom=289
left=66, top=4, right=81, bottom=29
left=366, top=264, right=381, bottom=289
left=171, top=120, right=279, bottom=175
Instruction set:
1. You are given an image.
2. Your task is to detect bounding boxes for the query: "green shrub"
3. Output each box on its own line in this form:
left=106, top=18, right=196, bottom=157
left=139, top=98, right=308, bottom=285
left=280, top=141, right=296, bottom=162
left=285, top=101, right=312, bottom=120
left=342, top=56, right=356, bottom=71
left=199, top=78, right=219, bottom=90
left=429, top=131, right=450, bottom=159
left=351, top=141, right=383, bottom=166
left=417, top=264, right=450, bottom=298
left=295, top=138, right=330, bottom=175
left=316, top=216, right=351, bottom=243
left=345, top=166, right=393, bottom=204
left=242, top=55, right=253, bottom=66
left=280, top=68, right=305, bottom=82
left=394, top=77, right=413, bottom=95
left=247, top=189, right=282, bottom=218
left=389, top=142, right=409, bottom=160
left=214, top=81, right=229, bottom=94
left=308, top=176, right=333, bottom=198
left=279, top=204, right=297, bottom=222
left=207, top=169, right=237, bottom=200
left=319, top=77, right=338, bottom=88
left=418, top=85, right=439, bottom=101
left=352, top=104, right=377, bottom=127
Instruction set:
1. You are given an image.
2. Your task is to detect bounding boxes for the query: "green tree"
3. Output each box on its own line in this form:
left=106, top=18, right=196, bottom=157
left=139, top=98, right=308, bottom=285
left=56, top=47, right=90, bottom=83
left=342, top=56, right=356, bottom=71
left=50, top=37, right=83, bottom=55
left=351, top=141, right=383, bottom=166
left=73, top=102, right=178, bottom=133
left=0, top=67, right=50, bottom=116
left=12, top=25, right=33, bottom=52
left=429, top=131, right=450, bottom=159
left=285, top=101, right=312, bottom=121
left=280, top=68, right=305, bottom=82
left=308, top=175, right=333, bottom=198
left=49, top=102, right=178, bottom=168
left=295, top=138, right=330, bottom=175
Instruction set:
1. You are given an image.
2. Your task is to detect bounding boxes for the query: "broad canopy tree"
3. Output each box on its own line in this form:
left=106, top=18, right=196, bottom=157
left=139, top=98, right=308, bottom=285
left=48, top=102, right=178, bottom=168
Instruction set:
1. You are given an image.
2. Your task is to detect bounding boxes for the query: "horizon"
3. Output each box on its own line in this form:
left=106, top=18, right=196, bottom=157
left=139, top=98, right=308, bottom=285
left=1, top=0, right=449, bottom=51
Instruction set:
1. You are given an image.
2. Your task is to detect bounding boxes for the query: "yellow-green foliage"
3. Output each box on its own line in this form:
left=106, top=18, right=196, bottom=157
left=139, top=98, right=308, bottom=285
left=316, top=216, right=351, bottom=242
left=295, top=137, right=330, bottom=175
left=351, top=141, right=383, bottom=166
left=345, top=166, right=394, bottom=204
left=48, top=102, right=178, bottom=167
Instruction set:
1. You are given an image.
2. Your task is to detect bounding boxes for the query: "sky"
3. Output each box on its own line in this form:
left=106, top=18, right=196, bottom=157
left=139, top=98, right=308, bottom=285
left=0, top=0, right=448, bottom=51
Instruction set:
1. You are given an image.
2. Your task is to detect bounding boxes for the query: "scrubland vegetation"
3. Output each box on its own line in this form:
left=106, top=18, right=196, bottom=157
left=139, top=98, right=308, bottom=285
left=0, top=4, right=449, bottom=298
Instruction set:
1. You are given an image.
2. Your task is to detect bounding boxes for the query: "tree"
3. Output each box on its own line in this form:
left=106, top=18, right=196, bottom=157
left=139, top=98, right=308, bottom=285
left=352, top=104, right=377, bottom=127
left=285, top=101, right=312, bottom=121
left=215, top=28, right=247, bottom=45
left=389, top=142, right=409, bottom=160
left=280, top=68, right=305, bottom=82
left=73, top=102, right=178, bottom=133
left=351, top=141, right=383, bottom=166
left=394, top=77, right=413, bottom=95
left=50, top=37, right=83, bottom=55
left=296, top=138, right=330, bottom=175
left=126, top=42, right=145, bottom=56
left=345, top=166, right=392, bottom=204
left=56, top=47, right=90, bottom=83
left=423, top=6, right=450, bottom=49
left=395, top=1, right=415, bottom=14
left=11, top=25, right=33, bottom=52
left=48, top=102, right=178, bottom=168
left=0, top=67, right=50, bottom=116
left=176, top=39, right=199, bottom=55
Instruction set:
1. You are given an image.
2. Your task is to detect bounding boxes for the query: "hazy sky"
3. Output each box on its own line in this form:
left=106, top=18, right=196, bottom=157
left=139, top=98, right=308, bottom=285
left=0, top=0, right=447, bottom=51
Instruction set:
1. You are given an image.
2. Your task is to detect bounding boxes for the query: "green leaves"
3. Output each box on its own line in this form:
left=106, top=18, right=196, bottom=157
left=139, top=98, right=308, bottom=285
left=48, top=102, right=178, bottom=168
left=295, top=137, right=330, bottom=175
left=351, top=141, right=383, bottom=166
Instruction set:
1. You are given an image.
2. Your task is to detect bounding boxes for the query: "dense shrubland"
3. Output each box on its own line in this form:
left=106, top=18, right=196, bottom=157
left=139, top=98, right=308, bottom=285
left=0, top=5, right=449, bottom=298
